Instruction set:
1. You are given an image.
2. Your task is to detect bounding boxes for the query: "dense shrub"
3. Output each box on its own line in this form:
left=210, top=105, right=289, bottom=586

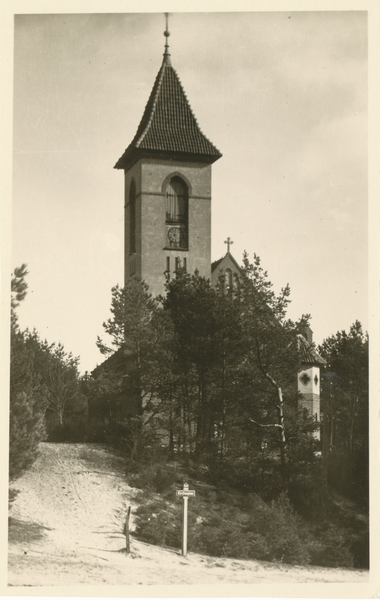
left=134, top=498, right=182, bottom=548
left=47, top=420, right=87, bottom=443
left=350, top=529, right=369, bottom=569
left=134, top=491, right=316, bottom=566
left=133, top=463, right=179, bottom=493
left=310, top=524, right=354, bottom=568
left=8, top=488, right=20, bottom=509
left=206, top=453, right=284, bottom=499
left=249, top=493, right=310, bottom=564
left=85, top=419, right=108, bottom=443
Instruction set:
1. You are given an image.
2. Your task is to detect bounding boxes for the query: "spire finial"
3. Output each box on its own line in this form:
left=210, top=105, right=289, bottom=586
left=163, top=12, right=171, bottom=66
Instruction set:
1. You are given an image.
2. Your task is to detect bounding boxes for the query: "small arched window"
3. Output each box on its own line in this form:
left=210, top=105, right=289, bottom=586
left=129, top=180, right=136, bottom=254
left=166, top=177, right=188, bottom=249
left=225, top=268, right=233, bottom=290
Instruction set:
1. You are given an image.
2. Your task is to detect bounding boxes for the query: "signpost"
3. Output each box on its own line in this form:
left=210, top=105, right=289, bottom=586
left=176, top=482, right=196, bottom=557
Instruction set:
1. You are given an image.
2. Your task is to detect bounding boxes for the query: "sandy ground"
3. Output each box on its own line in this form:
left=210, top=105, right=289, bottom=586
left=8, top=442, right=369, bottom=588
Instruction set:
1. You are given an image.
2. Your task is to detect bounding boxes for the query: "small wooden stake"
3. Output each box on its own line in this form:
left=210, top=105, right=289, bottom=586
left=125, top=506, right=131, bottom=553
left=176, top=482, right=196, bottom=557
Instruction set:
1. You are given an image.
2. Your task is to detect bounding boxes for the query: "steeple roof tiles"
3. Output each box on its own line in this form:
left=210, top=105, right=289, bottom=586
left=297, top=334, right=326, bottom=366
left=115, top=60, right=222, bottom=170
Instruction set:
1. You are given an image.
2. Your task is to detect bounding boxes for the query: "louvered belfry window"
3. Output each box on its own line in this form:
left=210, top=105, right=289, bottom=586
left=166, top=177, right=188, bottom=222
left=166, top=176, right=188, bottom=249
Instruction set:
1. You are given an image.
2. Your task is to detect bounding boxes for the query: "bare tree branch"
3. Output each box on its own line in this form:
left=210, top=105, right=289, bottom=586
left=247, top=417, right=283, bottom=430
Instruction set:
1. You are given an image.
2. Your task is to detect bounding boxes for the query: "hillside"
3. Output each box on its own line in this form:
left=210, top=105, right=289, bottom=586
left=8, top=443, right=369, bottom=587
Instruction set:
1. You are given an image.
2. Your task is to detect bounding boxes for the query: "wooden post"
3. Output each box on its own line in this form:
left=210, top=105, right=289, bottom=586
left=176, top=482, right=195, bottom=557
left=124, top=505, right=131, bottom=553
left=182, top=496, right=188, bottom=557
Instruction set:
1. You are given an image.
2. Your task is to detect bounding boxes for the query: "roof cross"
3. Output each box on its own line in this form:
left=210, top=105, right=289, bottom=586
left=224, top=237, right=233, bottom=253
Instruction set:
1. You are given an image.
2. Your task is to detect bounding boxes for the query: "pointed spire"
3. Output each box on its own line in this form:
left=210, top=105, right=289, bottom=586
left=114, top=14, right=222, bottom=170
left=163, top=13, right=171, bottom=66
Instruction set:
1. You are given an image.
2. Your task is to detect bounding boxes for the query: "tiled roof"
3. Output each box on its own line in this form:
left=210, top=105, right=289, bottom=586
left=297, top=334, right=326, bottom=366
left=91, top=347, right=125, bottom=378
left=211, top=256, right=224, bottom=272
left=115, top=52, right=222, bottom=170
left=211, top=252, right=241, bottom=274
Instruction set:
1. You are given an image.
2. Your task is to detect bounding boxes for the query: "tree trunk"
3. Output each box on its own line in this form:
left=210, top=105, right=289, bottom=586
left=275, top=386, right=288, bottom=489
left=124, top=506, right=131, bottom=553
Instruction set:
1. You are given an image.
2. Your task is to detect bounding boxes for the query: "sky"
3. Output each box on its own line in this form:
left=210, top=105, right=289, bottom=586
left=10, top=10, right=368, bottom=374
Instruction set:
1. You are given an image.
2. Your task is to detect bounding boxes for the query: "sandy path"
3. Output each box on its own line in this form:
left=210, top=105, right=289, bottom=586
left=8, top=443, right=369, bottom=587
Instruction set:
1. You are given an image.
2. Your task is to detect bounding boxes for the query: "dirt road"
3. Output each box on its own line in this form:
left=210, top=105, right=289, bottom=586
left=8, top=443, right=369, bottom=588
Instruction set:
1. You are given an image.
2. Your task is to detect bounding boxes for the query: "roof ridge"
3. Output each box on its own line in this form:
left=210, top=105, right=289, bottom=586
left=173, top=68, right=221, bottom=155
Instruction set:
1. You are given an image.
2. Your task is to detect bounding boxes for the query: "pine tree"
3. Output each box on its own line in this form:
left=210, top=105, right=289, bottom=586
left=95, top=278, right=175, bottom=464
left=319, top=321, right=369, bottom=505
left=9, top=266, right=49, bottom=480
left=235, top=253, right=315, bottom=490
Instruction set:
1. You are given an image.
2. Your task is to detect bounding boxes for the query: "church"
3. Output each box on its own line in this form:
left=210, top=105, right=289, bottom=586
left=111, top=20, right=325, bottom=434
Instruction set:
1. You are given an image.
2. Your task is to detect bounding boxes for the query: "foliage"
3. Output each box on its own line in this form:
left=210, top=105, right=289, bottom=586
left=41, top=341, right=81, bottom=427
left=93, top=279, right=175, bottom=463
left=161, top=271, right=242, bottom=462
left=160, top=258, right=314, bottom=490
left=131, top=461, right=179, bottom=494
left=80, top=369, right=124, bottom=443
left=9, top=265, right=85, bottom=480
left=8, top=488, right=20, bottom=509
left=15, top=330, right=84, bottom=440
left=95, top=255, right=319, bottom=495
left=11, top=264, right=28, bottom=311
left=310, top=523, right=355, bottom=568
left=9, top=267, right=49, bottom=480
left=134, top=497, right=182, bottom=548
left=319, top=321, right=369, bottom=505
left=235, top=253, right=314, bottom=487
left=133, top=486, right=356, bottom=567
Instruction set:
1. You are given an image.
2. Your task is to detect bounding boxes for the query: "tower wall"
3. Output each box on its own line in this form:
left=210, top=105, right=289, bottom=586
left=297, top=364, right=321, bottom=439
left=124, top=158, right=212, bottom=298
left=124, top=161, right=142, bottom=283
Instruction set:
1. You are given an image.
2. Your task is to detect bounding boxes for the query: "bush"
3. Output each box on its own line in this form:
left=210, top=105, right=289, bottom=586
left=9, top=390, right=48, bottom=481
left=47, top=420, right=87, bottom=443
left=311, top=524, right=354, bottom=568
left=133, top=463, right=178, bottom=493
left=8, top=488, right=20, bottom=509
left=207, top=454, right=282, bottom=499
left=350, top=530, right=369, bottom=569
left=133, top=490, right=314, bottom=566
left=132, top=473, right=359, bottom=570
left=259, top=494, right=312, bottom=564
left=134, top=498, right=182, bottom=548
left=85, top=420, right=108, bottom=443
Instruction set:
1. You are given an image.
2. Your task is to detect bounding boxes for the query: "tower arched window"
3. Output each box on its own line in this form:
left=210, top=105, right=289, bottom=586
left=165, top=176, right=188, bottom=249
left=129, top=179, right=136, bottom=254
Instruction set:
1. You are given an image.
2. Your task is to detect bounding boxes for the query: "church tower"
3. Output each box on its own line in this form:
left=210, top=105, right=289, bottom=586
left=297, top=327, right=326, bottom=440
left=115, top=19, right=222, bottom=298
